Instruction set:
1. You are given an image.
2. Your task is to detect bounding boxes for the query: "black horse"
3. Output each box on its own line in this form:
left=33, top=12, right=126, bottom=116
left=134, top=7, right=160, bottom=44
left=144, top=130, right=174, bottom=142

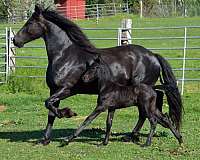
left=13, top=5, right=182, bottom=145
left=65, top=57, right=182, bottom=147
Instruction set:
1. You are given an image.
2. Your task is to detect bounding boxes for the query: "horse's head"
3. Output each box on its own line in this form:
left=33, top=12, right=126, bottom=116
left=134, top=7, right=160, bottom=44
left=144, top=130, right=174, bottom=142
left=13, top=5, right=46, bottom=48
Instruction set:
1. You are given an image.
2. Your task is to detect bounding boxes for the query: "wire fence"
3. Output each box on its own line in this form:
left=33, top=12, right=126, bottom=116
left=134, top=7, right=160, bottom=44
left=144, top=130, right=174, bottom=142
left=1, top=25, right=200, bottom=94
left=2, top=26, right=200, bottom=93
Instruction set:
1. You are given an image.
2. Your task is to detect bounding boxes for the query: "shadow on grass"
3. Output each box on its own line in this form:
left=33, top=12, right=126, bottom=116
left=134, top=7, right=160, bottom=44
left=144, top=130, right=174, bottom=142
left=0, top=128, right=168, bottom=145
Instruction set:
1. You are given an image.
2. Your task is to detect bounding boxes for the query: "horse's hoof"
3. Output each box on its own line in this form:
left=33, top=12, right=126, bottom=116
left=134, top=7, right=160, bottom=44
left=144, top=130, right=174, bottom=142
left=131, top=135, right=140, bottom=143
left=36, top=139, right=50, bottom=146
left=59, top=139, right=70, bottom=147
left=58, top=108, right=77, bottom=118
left=140, top=143, right=150, bottom=148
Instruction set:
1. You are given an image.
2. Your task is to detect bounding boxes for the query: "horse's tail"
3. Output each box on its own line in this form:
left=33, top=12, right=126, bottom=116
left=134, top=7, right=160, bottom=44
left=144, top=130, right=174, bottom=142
left=154, top=54, right=183, bottom=131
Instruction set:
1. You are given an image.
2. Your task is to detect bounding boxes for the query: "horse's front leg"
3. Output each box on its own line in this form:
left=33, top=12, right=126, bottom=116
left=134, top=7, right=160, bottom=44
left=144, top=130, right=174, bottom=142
left=45, top=87, right=73, bottom=118
left=41, top=100, right=60, bottom=145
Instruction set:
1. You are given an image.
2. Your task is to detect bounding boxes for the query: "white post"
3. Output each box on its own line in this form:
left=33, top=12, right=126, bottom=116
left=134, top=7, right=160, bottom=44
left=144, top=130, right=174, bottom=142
left=181, top=27, right=187, bottom=95
left=75, top=7, right=77, bottom=20
left=24, top=10, right=28, bottom=21
left=113, top=3, right=116, bottom=15
left=117, top=28, right=122, bottom=46
left=140, top=0, right=143, bottom=18
left=126, top=2, right=129, bottom=14
left=5, top=27, right=9, bottom=82
left=9, top=27, right=15, bottom=73
left=121, top=19, right=132, bottom=45
left=96, top=4, right=99, bottom=24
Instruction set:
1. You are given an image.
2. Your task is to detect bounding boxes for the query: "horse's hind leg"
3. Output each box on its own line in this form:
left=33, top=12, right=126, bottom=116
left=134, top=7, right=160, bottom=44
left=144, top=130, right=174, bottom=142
left=102, top=109, right=115, bottom=146
left=155, top=111, right=183, bottom=145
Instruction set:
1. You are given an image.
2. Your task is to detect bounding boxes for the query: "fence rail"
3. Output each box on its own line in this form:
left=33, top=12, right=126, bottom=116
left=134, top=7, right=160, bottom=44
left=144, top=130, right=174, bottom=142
left=1, top=25, right=200, bottom=94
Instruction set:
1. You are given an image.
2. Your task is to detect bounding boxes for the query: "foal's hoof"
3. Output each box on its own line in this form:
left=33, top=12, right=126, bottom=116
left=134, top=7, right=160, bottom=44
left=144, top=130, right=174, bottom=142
left=97, top=141, right=108, bottom=147
left=122, top=134, right=140, bottom=143
left=131, top=135, right=140, bottom=143
left=121, top=135, right=132, bottom=142
left=59, top=139, right=70, bottom=147
left=140, top=142, right=151, bottom=148
left=36, top=139, right=50, bottom=146
left=58, top=107, right=77, bottom=118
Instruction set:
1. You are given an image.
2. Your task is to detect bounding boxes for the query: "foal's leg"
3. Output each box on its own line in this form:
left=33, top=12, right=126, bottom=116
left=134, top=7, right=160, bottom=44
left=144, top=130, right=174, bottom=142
left=122, top=106, right=146, bottom=142
left=142, top=116, right=157, bottom=147
left=60, top=105, right=106, bottom=146
left=142, top=96, right=158, bottom=147
left=102, top=109, right=115, bottom=146
left=123, top=90, right=163, bottom=142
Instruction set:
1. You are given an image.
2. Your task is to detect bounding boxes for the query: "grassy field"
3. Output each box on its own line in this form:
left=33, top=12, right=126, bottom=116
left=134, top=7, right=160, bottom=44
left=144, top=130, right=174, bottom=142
left=0, top=92, right=200, bottom=160
left=0, top=14, right=200, bottom=159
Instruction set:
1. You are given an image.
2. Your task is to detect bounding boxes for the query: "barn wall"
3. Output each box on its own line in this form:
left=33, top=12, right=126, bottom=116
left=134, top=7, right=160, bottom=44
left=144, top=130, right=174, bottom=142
left=56, top=0, right=85, bottom=19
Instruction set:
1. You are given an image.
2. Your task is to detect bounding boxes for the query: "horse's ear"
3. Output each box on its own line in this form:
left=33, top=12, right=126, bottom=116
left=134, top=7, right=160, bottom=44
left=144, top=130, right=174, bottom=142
left=35, top=4, right=43, bottom=15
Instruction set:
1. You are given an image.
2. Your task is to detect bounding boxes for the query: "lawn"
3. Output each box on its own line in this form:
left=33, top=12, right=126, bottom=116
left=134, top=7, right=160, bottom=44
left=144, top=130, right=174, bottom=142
left=0, top=92, right=200, bottom=160
left=0, top=14, right=200, bottom=160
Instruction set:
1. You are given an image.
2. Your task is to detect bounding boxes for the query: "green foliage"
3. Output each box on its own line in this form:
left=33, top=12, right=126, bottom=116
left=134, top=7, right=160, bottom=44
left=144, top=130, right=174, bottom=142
left=185, top=0, right=200, bottom=16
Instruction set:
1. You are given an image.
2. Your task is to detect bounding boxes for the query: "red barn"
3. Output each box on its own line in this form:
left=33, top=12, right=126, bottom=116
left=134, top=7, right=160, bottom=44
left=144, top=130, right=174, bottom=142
left=55, top=0, right=86, bottom=19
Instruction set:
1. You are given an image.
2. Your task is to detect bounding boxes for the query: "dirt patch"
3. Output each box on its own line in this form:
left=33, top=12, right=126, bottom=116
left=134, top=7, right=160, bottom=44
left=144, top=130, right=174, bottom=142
left=73, top=116, right=87, bottom=121
left=0, top=105, right=6, bottom=112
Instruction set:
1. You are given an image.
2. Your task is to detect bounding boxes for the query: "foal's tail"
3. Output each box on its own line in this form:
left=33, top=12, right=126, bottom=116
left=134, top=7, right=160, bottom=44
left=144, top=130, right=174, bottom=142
left=154, top=54, right=183, bottom=131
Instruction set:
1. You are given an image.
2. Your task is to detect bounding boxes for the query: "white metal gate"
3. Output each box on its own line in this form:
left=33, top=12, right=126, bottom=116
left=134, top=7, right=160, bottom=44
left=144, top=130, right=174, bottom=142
left=0, top=28, right=8, bottom=84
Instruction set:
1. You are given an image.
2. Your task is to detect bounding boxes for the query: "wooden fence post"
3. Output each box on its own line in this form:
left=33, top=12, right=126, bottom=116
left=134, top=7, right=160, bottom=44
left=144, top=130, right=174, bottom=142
left=8, top=27, right=16, bottom=73
left=120, top=19, right=132, bottom=45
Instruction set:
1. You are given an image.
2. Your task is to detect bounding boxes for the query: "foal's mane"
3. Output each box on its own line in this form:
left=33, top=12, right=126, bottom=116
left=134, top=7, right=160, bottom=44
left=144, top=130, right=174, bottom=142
left=96, top=56, right=114, bottom=84
left=42, top=9, right=97, bottom=54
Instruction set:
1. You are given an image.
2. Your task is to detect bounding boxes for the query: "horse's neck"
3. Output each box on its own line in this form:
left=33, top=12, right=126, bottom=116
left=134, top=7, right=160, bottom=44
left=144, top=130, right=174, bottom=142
left=43, top=21, right=73, bottom=62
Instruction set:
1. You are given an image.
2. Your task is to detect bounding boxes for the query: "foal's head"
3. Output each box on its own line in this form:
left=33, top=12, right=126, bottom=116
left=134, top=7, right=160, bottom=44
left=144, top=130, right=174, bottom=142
left=82, top=61, right=99, bottom=83
left=82, top=57, right=114, bottom=84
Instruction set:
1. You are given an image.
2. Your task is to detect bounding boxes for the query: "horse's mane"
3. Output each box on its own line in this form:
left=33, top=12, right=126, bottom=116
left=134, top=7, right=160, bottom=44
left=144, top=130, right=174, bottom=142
left=42, top=9, right=98, bottom=54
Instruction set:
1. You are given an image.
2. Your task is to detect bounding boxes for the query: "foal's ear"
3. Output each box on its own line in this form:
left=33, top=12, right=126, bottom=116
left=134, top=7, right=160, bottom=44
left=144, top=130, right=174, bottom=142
left=35, top=4, right=43, bottom=15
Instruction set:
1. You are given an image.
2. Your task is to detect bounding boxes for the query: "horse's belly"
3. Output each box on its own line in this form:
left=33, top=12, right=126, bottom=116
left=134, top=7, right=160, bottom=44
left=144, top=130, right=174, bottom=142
left=72, top=80, right=99, bottom=94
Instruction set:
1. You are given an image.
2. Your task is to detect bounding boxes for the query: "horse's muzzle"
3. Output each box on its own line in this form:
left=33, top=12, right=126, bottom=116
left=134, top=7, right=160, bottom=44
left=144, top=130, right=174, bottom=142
left=13, top=38, right=24, bottom=48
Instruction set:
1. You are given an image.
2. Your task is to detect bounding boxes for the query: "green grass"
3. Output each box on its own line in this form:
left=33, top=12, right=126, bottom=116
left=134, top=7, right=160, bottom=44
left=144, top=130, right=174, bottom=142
left=0, top=14, right=200, bottom=159
left=0, top=92, right=200, bottom=160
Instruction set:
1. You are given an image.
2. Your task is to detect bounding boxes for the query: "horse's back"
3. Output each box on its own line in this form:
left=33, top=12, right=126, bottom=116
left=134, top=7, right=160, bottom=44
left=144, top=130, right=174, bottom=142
left=99, top=44, right=161, bottom=86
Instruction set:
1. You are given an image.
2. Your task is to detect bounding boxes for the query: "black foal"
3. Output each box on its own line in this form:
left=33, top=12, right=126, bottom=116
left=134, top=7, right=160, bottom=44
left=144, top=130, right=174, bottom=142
left=61, top=59, right=183, bottom=147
